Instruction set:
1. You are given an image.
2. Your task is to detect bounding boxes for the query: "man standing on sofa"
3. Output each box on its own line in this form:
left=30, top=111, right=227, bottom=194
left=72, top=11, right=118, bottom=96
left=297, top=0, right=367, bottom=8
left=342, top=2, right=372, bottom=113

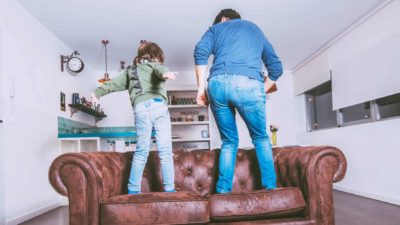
left=194, top=9, right=283, bottom=193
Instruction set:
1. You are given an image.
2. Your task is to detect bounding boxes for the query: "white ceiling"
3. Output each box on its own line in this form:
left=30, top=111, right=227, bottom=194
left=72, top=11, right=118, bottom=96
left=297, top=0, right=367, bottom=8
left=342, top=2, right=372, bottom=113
left=17, top=0, right=385, bottom=72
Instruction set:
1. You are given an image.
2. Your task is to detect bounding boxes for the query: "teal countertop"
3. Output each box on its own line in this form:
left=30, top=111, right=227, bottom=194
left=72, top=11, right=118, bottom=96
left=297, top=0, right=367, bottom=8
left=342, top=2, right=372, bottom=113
left=58, top=131, right=137, bottom=138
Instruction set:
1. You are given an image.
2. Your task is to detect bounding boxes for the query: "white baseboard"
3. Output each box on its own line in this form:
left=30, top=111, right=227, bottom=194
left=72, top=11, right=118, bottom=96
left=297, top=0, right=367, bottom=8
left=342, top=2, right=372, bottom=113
left=60, top=196, right=69, bottom=206
left=6, top=201, right=62, bottom=225
left=334, top=184, right=400, bottom=206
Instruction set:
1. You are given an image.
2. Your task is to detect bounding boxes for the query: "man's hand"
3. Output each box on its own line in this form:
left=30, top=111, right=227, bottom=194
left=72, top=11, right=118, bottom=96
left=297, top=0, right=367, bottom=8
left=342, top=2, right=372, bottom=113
left=264, top=76, right=276, bottom=93
left=195, top=65, right=208, bottom=106
left=91, top=93, right=99, bottom=104
left=162, top=72, right=177, bottom=80
left=196, top=89, right=208, bottom=106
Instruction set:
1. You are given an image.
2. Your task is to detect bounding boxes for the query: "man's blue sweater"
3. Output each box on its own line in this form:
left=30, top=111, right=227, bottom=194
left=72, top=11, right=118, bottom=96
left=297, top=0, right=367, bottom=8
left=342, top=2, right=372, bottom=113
left=194, top=19, right=283, bottom=82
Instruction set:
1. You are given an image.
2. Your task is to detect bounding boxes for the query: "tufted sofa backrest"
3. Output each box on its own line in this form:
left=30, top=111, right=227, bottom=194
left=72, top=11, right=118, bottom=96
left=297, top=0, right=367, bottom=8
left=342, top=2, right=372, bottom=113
left=129, top=149, right=266, bottom=196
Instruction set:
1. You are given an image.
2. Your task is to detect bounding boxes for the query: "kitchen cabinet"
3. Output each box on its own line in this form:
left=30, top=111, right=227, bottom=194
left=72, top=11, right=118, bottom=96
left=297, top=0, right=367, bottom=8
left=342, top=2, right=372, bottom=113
left=59, top=137, right=102, bottom=153
left=58, top=131, right=137, bottom=153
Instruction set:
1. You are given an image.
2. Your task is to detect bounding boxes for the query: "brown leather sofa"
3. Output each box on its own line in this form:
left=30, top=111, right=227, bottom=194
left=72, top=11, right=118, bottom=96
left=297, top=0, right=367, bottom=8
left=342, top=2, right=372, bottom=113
left=49, top=146, right=346, bottom=225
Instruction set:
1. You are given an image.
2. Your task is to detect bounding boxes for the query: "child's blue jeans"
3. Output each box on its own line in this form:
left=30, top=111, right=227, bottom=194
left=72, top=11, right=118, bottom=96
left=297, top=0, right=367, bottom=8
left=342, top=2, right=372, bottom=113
left=128, top=98, right=175, bottom=193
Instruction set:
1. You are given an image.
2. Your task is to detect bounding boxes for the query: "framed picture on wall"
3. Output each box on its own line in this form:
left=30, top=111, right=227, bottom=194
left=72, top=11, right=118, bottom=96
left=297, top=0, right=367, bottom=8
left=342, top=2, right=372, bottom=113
left=60, top=92, right=66, bottom=111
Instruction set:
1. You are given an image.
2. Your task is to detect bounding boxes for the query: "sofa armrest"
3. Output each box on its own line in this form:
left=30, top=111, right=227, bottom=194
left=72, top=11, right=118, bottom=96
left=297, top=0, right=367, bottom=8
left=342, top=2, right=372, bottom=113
left=274, top=146, right=347, bottom=225
left=49, top=152, right=131, bottom=225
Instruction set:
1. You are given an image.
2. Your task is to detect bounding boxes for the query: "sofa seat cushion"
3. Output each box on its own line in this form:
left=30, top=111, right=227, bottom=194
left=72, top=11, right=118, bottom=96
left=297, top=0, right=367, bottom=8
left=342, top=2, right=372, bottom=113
left=209, top=187, right=306, bottom=222
left=100, top=191, right=209, bottom=225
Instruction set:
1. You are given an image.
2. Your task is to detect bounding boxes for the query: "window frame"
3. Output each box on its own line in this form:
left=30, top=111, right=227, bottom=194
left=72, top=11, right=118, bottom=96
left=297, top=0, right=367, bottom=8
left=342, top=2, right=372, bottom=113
left=305, top=81, right=338, bottom=132
left=305, top=84, right=400, bottom=132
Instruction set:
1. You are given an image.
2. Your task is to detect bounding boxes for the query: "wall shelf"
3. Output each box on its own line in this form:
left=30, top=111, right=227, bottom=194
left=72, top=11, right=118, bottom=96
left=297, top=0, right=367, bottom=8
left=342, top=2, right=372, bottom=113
left=167, top=89, right=211, bottom=151
left=172, top=138, right=210, bottom=143
left=168, top=104, right=206, bottom=109
left=68, top=103, right=107, bottom=125
left=171, top=121, right=209, bottom=125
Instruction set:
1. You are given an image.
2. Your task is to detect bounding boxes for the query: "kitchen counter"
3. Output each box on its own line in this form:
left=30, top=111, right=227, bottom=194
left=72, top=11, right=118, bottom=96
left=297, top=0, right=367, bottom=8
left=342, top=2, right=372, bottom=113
left=58, top=131, right=137, bottom=139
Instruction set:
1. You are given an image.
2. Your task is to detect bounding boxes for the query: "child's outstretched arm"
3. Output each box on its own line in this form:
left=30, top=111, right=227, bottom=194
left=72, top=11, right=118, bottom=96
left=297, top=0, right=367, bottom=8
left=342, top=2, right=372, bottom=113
left=92, top=70, right=129, bottom=101
left=162, top=72, right=177, bottom=80
left=153, top=63, right=176, bottom=80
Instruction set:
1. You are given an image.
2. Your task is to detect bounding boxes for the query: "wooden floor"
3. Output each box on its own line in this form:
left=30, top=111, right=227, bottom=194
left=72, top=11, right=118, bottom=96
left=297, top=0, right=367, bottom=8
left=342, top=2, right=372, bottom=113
left=19, top=191, right=400, bottom=225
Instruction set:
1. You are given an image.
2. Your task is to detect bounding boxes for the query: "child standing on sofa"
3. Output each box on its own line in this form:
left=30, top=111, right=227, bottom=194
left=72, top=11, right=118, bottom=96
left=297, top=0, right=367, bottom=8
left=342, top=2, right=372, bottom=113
left=92, top=41, right=176, bottom=194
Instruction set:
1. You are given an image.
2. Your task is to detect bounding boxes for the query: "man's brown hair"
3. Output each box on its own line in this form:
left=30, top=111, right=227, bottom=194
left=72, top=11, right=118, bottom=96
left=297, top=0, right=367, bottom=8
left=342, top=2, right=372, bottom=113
left=134, top=40, right=165, bottom=65
left=213, top=9, right=241, bottom=25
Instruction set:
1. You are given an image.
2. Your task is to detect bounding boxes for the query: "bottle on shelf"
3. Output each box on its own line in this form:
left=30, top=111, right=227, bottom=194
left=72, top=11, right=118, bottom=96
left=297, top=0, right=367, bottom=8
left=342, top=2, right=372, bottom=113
left=171, top=96, right=177, bottom=105
left=81, top=97, right=87, bottom=104
left=72, top=93, right=80, bottom=104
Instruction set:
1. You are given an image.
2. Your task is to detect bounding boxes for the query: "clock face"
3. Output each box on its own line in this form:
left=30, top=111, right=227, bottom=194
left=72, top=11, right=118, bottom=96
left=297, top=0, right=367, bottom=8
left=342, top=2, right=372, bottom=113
left=68, top=57, right=84, bottom=72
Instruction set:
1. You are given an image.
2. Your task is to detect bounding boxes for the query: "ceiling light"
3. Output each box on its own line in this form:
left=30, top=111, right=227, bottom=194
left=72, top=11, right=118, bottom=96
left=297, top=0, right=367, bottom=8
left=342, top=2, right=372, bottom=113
left=98, top=40, right=110, bottom=83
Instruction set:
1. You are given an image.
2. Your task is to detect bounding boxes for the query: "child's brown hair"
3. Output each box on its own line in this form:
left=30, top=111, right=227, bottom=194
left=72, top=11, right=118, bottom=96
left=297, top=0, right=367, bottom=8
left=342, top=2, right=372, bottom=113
left=134, top=40, right=165, bottom=65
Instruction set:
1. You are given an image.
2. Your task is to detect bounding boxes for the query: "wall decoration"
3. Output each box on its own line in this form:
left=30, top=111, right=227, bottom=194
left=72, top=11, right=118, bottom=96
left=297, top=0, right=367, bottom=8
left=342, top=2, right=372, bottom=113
left=61, top=51, right=85, bottom=73
left=60, top=92, right=66, bottom=111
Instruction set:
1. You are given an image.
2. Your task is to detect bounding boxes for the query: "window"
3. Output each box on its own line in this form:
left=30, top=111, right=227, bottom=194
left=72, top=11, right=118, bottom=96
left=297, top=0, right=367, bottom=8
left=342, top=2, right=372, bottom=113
left=338, top=101, right=372, bottom=126
left=305, top=81, right=337, bottom=131
left=375, top=93, right=400, bottom=120
left=305, top=81, right=400, bottom=132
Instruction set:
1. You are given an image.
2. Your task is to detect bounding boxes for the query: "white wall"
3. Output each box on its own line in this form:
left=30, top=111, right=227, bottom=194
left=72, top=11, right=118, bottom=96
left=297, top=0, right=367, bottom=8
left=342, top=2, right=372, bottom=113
left=294, top=1, right=400, bottom=206
left=0, top=0, right=97, bottom=223
left=0, top=17, right=6, bottom=225
left=265, top=71, right=298, bottom=147
left=297, top=119, right=400, bottom=205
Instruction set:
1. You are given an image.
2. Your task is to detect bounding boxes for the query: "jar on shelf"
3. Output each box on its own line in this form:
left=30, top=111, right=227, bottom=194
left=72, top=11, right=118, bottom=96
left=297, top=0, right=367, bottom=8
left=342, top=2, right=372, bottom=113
left=193, top=111, right=199, bottom=121
left=201, top=130, right=209, bottom=138
left=198, top=114, right=205, bottom=121
left=186, top=111, right=193, bottom=122
left=180, top=112, right=186, bottom=122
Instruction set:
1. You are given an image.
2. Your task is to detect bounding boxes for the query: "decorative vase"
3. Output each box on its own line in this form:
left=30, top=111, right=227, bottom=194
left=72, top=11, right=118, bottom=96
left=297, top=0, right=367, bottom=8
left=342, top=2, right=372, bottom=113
left=271, top=131, right=277, bottom=146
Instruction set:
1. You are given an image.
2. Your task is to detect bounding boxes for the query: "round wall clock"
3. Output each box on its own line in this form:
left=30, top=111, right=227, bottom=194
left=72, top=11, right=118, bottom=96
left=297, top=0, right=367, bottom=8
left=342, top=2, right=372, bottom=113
left=67, top=56, right=84, bottom=73
left=61, top=51, right=85, bottom=73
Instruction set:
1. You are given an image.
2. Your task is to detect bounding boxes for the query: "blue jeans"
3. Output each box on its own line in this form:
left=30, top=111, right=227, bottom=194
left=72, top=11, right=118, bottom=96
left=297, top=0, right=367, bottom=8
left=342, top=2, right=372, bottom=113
left=128, top=98, right=175, bottom=193
left=208, top=75, right=277, bottom=193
